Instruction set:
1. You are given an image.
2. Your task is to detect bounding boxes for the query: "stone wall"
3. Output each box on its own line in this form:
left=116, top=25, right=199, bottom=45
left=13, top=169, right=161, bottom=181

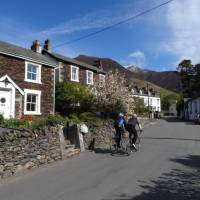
left=83, top=118, right=151, bottom=150
left=0, top=126, right=62, bottom=179
left=83, top=119, right=115, bottom=149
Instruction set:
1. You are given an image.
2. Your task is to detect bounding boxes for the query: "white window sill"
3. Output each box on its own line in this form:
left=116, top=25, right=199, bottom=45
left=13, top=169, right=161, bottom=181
left=71, top=79, right=79, bottom=82
left=87, top=82, right=94, bottom=85
left=24, top=79, right=42, bottom=84
left=24, top=112, right=42, bottom=115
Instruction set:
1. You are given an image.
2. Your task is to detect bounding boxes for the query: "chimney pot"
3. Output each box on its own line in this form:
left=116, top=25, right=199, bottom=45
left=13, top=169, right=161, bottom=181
left=44, top=39, right=51, bottom=52
left=31, top=40, right=42, bottom=53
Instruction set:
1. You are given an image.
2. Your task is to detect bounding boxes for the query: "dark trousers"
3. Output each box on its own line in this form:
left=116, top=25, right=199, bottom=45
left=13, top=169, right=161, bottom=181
left=115, top=127, right=123, bottom=147
left=126, top=124, right=138, bottom=144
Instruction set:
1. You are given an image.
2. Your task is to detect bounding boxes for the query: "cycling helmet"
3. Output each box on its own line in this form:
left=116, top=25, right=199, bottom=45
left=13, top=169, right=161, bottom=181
left=119, top=113, right=124, bottom=117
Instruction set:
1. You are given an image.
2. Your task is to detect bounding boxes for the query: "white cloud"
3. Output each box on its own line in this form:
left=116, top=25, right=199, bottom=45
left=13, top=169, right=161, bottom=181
left=36, top=8, right=136, bottom=38
left=165, top=0, right=200, bottom=64
left=128, top=50, right=146, bottom=66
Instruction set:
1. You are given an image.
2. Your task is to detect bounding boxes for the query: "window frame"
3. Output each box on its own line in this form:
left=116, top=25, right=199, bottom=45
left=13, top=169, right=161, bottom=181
left=99, top=74, right=105, bottom=86
left=71, top=65, right=79, bottom=82
left=25, top=61, right=42, bottom=84
left=24, top=89, right=41, bottom=115
left=86, top=70, right=94, bottom=85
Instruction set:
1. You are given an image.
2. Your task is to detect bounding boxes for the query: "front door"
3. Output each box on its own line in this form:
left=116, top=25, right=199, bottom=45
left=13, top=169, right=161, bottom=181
left=0, top=89, right=11, bottom=119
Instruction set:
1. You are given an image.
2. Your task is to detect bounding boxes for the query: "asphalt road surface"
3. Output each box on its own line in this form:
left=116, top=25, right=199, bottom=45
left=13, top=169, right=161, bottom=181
left=0, top=118, right=200, bottom=200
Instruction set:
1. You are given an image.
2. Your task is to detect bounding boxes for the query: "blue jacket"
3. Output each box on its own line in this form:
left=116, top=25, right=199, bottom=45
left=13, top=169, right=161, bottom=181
left=115, top=116, right=126, bottom=127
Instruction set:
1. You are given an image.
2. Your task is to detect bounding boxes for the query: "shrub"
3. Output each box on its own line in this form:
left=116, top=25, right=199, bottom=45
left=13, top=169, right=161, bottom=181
left=133, top=97, right=148, bottom=115
left=46, top=114, right=65, bottom=126
left=56, top=82, right=95, bottom=114
left=29, top=117, right=47, bottom=129
left=69, top=114, right=81, bottom=124
left=2, top=119, right=29, bottom=129
left=79, top=112, right=94, bottom=122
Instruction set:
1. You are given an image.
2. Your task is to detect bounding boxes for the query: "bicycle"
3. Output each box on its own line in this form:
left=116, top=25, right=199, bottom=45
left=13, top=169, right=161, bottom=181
left=110, top=131, right=131, bottom=156
left=129, top=129, right=143, bottom=152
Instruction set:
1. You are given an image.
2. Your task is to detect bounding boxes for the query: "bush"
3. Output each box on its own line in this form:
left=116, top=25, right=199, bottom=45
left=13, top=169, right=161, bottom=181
left=79, top=112, right=94, bottom=122
left=29, top=117, right=47, bottom=129
left=2, top=119, right=29, bottom=129
left=69, top=114, right=81, bottom=124
left=56, top=82, right=95, bottom=114
left=46, top=114, right=65, bottom=126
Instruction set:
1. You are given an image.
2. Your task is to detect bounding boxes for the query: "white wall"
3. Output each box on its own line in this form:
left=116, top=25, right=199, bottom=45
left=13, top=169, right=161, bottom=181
left=133, top=95, right=161, bottom=112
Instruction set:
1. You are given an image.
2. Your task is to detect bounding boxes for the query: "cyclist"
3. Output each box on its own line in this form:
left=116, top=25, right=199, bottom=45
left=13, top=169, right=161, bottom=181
left=126, top=113, right=142, bottom=149
left=114, top=113, right=126, bottom=148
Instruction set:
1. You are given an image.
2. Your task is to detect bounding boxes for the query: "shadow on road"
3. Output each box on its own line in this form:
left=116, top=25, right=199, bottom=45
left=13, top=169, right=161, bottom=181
left=94, top=148, right=130, bottom=157
left=142, top=136, right=200, bottom=142
left=93, top=148, right=111, bottom=154
left=102, top=155, right=200, bottom=200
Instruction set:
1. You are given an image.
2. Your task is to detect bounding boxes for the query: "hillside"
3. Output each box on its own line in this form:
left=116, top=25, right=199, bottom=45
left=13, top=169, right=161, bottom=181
left=75, top=55, right=179, bottom=98
left=128, top=66, right=181, bottom=93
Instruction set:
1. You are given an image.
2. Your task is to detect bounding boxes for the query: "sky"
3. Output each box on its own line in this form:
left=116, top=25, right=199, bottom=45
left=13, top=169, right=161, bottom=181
left=0, top=0, right=199, bottom=71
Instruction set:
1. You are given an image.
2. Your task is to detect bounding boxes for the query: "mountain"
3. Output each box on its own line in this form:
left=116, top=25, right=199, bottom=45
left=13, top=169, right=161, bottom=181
left=127, top=66, right=181, bottom=93
left=75, top=55, right=179, bottom=97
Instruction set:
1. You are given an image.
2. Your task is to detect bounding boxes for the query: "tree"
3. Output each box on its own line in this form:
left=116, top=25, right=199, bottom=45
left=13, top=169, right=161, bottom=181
left=133, top=97, right=148, bottom=114
left=95, top=71, right=135, bottom=117
left=55, top=82, right=95, bottom=114
left=162, top=94, right=180, bottom=111
left=178, top=59, right=195, bottom=97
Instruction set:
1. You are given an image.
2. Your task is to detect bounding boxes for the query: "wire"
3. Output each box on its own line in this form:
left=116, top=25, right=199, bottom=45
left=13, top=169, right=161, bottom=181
left=53, top=0, right=176, bottom=49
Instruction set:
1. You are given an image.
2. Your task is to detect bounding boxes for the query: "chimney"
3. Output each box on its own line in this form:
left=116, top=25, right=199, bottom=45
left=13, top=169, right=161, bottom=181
left=31, top=40, right=42, bottom=53
left=43, top=39, right=51, bottom=52
left=94, top=59, right=103, bottom=69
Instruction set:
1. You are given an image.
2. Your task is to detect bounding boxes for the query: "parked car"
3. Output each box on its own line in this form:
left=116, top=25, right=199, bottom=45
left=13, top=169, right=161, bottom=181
left=194, top=114, right=200, bottom=124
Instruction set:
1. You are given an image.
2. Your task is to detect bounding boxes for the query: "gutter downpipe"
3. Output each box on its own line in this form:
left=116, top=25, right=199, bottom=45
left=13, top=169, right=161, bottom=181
left=53, top=64, right=60, bottom=114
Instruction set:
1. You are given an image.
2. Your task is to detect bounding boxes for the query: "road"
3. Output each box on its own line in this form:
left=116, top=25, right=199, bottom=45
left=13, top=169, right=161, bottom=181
left=0, top=118, right=200, bottom=200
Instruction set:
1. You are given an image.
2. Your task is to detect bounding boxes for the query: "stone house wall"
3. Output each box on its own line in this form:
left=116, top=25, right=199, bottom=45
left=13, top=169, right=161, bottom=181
left=59, top=62, right=101, bottom=86
left=0, top=54, right=54, bottom=117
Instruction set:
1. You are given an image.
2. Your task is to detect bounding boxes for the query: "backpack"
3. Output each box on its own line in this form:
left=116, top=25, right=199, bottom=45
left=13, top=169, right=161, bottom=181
left=114, top=117, right=125, bottom=129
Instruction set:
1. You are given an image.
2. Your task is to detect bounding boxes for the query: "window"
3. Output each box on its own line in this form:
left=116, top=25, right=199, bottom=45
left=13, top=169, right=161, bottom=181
left=24, top=89, right=41, bottom=115
left=25, top=62, right=41, bottom=83
left=87, top=70, right=94, bottom=85
left=157, top=99, right=160, bottom=105
left=99, top=74, right=105, bottom=87
left=71, top=66, right=79, bottom=82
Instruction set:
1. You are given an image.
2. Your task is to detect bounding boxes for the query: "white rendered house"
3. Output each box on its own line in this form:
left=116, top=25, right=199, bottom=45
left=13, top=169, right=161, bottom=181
left=131, top=88, right=161, bottom=112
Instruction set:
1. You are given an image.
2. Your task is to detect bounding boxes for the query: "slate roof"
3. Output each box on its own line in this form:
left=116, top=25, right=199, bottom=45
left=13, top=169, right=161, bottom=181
left=47, top=52, right=106, bottom=74
left=0, top=40, right=58, bottom=67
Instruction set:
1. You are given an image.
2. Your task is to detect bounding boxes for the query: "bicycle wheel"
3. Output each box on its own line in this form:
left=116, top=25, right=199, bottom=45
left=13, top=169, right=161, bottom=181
left=110, top=137, right=117, bottom=155
left=120, top=137, right=131, bottom=156
left=135, top=133, right=141, bottom=151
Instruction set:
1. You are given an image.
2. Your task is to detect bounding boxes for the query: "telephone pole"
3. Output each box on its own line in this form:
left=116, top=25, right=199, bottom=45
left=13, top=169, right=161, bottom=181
left=147, top=83, right=151, bottom=119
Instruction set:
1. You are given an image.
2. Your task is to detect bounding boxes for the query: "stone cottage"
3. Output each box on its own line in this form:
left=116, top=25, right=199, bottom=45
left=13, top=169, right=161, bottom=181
left=43, top=40, right=106, bottom=87
left=0, top=40, right=58, bottom=118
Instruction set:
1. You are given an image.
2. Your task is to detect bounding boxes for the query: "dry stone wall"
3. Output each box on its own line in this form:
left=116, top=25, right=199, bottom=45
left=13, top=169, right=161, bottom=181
left=0, top=126, right=62, bottom=179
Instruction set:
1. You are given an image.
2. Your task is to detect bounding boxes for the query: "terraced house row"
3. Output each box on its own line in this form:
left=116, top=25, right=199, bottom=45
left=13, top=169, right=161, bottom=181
left=0, top=39, right=106, bottom=119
